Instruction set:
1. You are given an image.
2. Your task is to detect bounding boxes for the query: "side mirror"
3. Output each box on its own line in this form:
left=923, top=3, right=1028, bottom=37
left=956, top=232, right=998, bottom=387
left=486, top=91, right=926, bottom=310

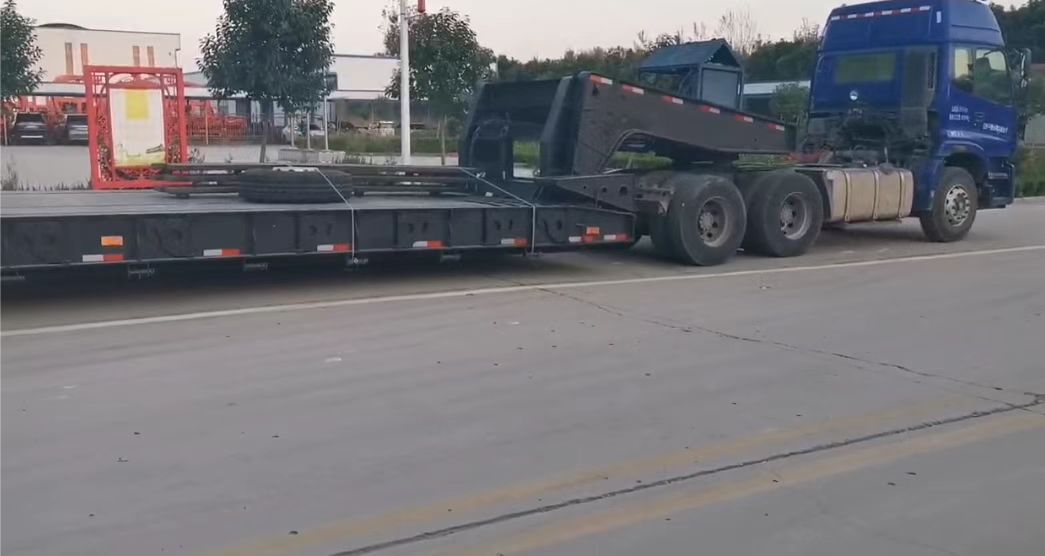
left=1008, top=48, right=1032, bottom=90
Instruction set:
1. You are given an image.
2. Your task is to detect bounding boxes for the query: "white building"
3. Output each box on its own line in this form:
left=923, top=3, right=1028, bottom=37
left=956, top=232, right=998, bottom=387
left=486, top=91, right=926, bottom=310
left=185, top=54, right=400, bottom=129
left=185, top=54, right=395, bottom=98
left=33, top=23, right=181, bottom=80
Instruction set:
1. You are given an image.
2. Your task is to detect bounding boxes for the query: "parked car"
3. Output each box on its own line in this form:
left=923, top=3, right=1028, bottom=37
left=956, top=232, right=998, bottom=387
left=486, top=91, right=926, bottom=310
left=62, top=114, right=89, bottom=144
left=9, top=113, right=52, bottom=144
left=281, top=122, right=325, bottom=143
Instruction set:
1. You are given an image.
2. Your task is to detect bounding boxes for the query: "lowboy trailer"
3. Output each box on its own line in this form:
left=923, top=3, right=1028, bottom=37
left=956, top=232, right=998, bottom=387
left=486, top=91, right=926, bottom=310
left=2, top=0, right=1025, bottom=278
left=2, top=70, right=798, bottom=276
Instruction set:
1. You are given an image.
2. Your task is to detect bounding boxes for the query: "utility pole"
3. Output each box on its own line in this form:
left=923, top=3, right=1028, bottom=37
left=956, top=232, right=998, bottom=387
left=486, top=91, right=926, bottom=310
left=323, top=101, right=329, bottom=151
left=399, top=0, right=412, bottom=164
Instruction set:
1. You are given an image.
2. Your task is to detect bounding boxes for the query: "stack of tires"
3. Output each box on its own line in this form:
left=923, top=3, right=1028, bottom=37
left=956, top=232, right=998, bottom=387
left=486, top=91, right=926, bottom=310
left=235, top=169, right=356, bottom=203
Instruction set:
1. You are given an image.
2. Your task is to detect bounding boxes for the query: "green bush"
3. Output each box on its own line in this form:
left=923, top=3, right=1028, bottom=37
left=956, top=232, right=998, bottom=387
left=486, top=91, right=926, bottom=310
left=1016, top=146, right=1045, bottom=198
left=298, top=133, right=452, bottom=155
left=511, top=142, right=671, bottom=171
left=311, top=135, right=673, bottom=170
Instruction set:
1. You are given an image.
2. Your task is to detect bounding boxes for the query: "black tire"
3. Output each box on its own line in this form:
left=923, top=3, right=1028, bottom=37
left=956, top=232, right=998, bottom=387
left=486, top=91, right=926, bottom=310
left=664, top=173, right=746, bottom=266
left=743, top=171, right=824, bottom=257
left=237, top=169, right=354, bottom=203
left=238, top=169, right=353, bottom=186
left=919, top=167, right=978, bottom=242
left=737, top=173, right=769, bottom=252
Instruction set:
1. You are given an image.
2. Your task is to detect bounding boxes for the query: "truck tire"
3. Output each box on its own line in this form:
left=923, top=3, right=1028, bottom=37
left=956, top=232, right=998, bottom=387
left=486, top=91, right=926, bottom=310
left=919, top=167, right=978, bottom=242
left=743, top=171, right=824, bottom=257
left=237, top=169, right=354, bottom=203
left=664, top=173, right=746, bottom=266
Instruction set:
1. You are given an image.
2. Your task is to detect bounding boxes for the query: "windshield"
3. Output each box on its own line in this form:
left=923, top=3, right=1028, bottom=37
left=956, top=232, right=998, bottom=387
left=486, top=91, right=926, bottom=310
left=15, top=113, right=46, bottom=124
left=834, top=52, right=897, bottom=84
left=66, top=115, right=87, bottom=125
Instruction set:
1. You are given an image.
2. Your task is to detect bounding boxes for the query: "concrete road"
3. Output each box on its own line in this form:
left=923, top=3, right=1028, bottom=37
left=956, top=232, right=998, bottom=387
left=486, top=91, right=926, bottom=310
left=3, top=201, right=1044, bottom=556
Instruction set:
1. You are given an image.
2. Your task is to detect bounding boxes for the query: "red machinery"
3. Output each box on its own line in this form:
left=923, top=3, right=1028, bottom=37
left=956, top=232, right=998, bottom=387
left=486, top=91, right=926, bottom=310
left=186, top=100, right=249, bottom=142
left=84, top=65, right=188, bottom=189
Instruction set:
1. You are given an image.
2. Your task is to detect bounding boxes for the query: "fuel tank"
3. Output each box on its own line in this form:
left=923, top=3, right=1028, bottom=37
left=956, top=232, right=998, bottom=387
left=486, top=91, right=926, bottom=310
left=798, top=166, right=914, bottom=223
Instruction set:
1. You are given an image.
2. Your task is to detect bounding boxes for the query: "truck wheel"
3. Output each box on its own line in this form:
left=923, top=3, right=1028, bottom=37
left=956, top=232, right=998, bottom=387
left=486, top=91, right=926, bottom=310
left=664, top=173, right=746, bottom=266
left=744, top=171, right=823, bottom=257
left=919, top=167, right=978, bottom=242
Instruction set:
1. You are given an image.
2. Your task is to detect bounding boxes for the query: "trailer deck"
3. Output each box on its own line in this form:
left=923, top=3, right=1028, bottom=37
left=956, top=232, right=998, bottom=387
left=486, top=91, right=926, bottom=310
left=0, top=190, right=533, bottom=217
left=0, top=186, right=635, bottom=273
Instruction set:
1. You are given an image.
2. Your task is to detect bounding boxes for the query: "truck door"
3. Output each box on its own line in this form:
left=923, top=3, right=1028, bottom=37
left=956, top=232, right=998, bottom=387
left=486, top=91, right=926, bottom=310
left=946, top=46, right=1017, bottom=156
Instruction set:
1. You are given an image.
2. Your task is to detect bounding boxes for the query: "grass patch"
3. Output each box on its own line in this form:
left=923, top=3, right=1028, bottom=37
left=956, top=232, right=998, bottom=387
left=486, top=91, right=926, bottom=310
left=511, top=142, right=672, bottom=171
left=305, top=134, right=672, bottom=170
left=298, top=133, right=451, bottom=155
left=1016, top=146, right=1045, bottom=197
left=1, top=166, right=19, bottom=191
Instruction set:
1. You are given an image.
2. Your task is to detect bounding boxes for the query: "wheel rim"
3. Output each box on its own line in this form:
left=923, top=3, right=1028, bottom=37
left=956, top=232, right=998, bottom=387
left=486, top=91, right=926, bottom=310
left=779, top=192, right=812, bottom=240
left=695, top=197, right=730, bottom=247
left=943, top=185, right=971, bottom=228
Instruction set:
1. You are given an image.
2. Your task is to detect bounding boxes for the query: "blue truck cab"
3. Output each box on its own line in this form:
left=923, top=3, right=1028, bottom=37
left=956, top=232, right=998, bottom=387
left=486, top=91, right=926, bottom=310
left=805, top=0, right=1029, bottom=240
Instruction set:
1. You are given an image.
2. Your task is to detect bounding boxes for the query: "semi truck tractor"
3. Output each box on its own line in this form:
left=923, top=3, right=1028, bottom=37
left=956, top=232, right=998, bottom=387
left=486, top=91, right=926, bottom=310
left=0, top=0, right=1026, bottom=276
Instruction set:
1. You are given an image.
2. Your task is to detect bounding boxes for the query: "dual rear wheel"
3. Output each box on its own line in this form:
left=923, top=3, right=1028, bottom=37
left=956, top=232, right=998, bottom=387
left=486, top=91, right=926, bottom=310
left=649, top=170, right=824, bottom=266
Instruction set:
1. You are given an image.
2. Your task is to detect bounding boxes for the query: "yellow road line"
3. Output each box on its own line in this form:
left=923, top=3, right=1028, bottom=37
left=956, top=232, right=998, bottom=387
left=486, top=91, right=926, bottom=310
left=444, top=411, right=1045, bottom=556
left=202, top=397, right=975, bottom=556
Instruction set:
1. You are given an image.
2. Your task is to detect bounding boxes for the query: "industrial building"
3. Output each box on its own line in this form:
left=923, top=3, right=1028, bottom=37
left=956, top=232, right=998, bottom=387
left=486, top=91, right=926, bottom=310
left=33, top=23, right=181, bottom=80
left=184, top=53, right=401, bottom=132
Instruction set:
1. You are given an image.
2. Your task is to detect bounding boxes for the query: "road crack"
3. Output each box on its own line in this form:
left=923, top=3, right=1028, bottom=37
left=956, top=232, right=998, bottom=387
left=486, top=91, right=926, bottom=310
left=328, top=397, right=1043, bottom=556
left=533, top=287, right=1032, bottom=405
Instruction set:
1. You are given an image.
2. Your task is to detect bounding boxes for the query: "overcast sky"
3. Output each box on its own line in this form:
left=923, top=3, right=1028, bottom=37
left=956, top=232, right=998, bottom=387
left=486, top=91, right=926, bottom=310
left=22, top=0, right=1026, bottom=68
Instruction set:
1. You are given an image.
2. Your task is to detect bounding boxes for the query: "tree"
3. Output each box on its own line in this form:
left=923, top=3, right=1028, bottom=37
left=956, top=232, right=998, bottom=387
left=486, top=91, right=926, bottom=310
left=1, top=0, right=44, bottom=102
left=199, top=0, right=334, bottom=162
left=992, top=1, right=1045, bottom=62
left=495, top=45, right=649, bottom=83
left=769, top=83, right=809, bottom=125
left=745, top=20, right=819, bottom=82
left=1024, top=75, right=1045, bottom=116
left=383, top=6, right=494, bottom=164
left=714, top=9, right=761, bottom=57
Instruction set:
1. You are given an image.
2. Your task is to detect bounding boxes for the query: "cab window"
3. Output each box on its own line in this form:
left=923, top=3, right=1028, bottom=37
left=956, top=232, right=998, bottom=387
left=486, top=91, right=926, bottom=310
left=953, top=47, right=1011, bottom=105
left=835, top=52, right=897, bottom=84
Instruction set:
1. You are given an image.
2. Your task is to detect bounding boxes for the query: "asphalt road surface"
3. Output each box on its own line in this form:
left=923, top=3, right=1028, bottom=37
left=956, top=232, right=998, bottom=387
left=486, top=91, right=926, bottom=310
left=3, top=200, right=1044, bottom=556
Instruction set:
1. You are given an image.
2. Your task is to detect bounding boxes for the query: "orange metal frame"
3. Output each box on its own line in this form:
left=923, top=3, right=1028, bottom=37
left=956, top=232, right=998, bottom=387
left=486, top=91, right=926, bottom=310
left=84, top=65, right=189, bottom=189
